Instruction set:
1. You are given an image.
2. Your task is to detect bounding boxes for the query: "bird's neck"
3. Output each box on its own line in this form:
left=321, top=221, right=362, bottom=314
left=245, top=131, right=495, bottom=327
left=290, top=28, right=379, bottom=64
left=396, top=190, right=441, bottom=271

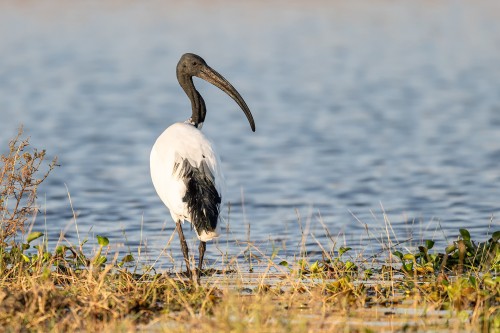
left=177, top=74, right=206, bottom=128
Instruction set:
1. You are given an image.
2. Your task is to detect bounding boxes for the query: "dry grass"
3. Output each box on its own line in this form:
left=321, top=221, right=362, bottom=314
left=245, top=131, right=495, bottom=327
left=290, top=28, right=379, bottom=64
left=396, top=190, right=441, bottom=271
left=1, top=254, right=497, bottom=332
left=0, top=130, right=498, bottom=332
left=1, top=127, right=57, bottom=245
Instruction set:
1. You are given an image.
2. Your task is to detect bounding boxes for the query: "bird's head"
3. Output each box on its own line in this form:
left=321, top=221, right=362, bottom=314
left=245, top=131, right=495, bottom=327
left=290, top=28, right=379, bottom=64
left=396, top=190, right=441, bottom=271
left=176, top=53, right=255, bottom=132
left=176, top=53, right=207, bottom=77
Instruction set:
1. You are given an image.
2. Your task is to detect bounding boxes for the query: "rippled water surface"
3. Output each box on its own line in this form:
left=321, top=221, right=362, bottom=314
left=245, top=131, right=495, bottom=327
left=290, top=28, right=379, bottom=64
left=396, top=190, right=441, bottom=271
left=1, top=1, right=499, bottom=268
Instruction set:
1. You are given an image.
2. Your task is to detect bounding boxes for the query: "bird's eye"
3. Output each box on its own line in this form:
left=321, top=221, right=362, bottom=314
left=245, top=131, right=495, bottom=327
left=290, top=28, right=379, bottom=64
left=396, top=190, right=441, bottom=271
left=192, top=61, right=197, bottom=66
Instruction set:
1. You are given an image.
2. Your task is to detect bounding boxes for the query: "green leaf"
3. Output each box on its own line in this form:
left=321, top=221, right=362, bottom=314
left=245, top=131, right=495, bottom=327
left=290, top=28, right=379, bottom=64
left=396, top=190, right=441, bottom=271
left=403, top=262, right=413, bottom=272
left=95, top=256, right=107, bottom=266
left=469, top=276, right=477, bottom=287
left=27, top=231, right=44, bottom=244
left=425, top=240, right=435, bottom=250
left=464, top=240, right=474, bottom=252
left=491, top=230, right=500, bottom=242
left=403, top=253, right=415, bottom=261
left=121, top=254, right=135, bottom=263
left=459, top=229, right=471, bottom=241
left=279, top=260, right=289, bottom=267
left=96, top=235, right=109, bottom=247
left=345, top=261, right=356, bottom=270
left=393, top=251, right=404, bottom=260
left=55, top=246, right=65, bottom=254
left=483, top=276, right=495, bottom=287
left=21, top=254, right=30, bottom=262
left=445, top=244, right=456, bottom=254
left=339, top=247, right=352, bottom=256
left=310, top=260, right=320, bottom=273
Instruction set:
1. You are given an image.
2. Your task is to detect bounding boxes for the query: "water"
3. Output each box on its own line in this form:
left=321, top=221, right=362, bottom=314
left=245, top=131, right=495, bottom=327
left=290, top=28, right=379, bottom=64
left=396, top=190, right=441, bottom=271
left=0, top=1, right=499, bottom=269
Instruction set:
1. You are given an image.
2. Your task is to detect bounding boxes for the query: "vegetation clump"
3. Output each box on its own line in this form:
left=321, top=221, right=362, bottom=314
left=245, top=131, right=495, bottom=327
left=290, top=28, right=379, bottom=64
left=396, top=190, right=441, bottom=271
left=1, top=128, right=57, bottom=246
left=0, top=130, right=498, bottom=332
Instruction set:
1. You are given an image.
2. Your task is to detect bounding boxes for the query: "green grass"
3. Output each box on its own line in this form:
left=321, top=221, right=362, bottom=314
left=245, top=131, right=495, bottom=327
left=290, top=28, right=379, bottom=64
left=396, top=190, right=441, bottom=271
left=1, top=130, right=498, bottom=332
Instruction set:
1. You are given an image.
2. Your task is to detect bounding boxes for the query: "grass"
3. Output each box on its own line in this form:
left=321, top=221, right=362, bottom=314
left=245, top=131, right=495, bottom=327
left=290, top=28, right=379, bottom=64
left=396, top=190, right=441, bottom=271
left=1, top=130, right=499, bottom=332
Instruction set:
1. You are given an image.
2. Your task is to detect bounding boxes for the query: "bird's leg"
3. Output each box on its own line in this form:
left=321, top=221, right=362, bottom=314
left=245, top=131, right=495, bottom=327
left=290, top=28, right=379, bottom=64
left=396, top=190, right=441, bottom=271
left=176, top=222, right=192, bottom=278
left=197, top=241, right=207, bottom=279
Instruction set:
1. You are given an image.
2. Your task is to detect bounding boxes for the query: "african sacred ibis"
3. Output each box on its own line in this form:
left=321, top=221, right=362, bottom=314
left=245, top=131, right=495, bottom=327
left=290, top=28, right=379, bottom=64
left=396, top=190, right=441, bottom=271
left=150, top=53, right=255, bottom=279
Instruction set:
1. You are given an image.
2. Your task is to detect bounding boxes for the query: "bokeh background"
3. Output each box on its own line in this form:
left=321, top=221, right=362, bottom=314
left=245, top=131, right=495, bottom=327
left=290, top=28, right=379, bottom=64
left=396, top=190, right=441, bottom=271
left=1, top=0, right=499, bottom=268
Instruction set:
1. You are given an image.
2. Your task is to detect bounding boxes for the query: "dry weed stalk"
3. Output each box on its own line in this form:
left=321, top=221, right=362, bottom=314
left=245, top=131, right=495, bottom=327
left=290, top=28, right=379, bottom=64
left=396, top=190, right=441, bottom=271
left=0, top=128, right=57, bottom=245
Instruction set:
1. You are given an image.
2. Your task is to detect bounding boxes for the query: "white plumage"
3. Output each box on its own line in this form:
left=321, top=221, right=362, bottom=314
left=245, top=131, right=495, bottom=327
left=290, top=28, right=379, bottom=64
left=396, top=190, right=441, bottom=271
left=150, top=122, right=224, bottom=242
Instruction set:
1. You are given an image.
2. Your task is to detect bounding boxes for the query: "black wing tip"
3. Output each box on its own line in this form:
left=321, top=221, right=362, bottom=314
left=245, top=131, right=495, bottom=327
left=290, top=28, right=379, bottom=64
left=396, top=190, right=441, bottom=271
left=178, top=159, right=221, bottom=233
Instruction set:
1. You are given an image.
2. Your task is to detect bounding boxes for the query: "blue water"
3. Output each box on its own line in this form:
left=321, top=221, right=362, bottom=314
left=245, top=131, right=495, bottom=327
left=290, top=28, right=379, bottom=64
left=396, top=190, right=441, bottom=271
left=0, top=1, right=499, bottom=270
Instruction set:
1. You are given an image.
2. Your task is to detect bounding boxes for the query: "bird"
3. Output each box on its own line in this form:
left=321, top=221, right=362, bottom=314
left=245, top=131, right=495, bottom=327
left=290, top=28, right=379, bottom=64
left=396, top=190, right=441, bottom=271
left=150, top=53, right=255, bottom=280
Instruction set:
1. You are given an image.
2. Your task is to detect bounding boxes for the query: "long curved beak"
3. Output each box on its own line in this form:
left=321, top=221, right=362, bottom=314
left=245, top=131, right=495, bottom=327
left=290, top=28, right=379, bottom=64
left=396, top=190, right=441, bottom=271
left=198, top=65, right=256, bottom=132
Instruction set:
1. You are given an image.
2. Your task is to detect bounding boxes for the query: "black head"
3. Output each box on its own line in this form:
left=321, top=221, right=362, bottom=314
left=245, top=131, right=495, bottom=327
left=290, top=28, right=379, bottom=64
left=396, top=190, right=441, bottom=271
left=176, top=53, right=207, bottom=77
left=176, top=53, right=255, bottom=132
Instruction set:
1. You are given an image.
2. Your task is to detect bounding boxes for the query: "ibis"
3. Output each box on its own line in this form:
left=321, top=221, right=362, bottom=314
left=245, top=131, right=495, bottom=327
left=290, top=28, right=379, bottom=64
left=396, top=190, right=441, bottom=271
left=150, top=53, right=255, bottom=280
